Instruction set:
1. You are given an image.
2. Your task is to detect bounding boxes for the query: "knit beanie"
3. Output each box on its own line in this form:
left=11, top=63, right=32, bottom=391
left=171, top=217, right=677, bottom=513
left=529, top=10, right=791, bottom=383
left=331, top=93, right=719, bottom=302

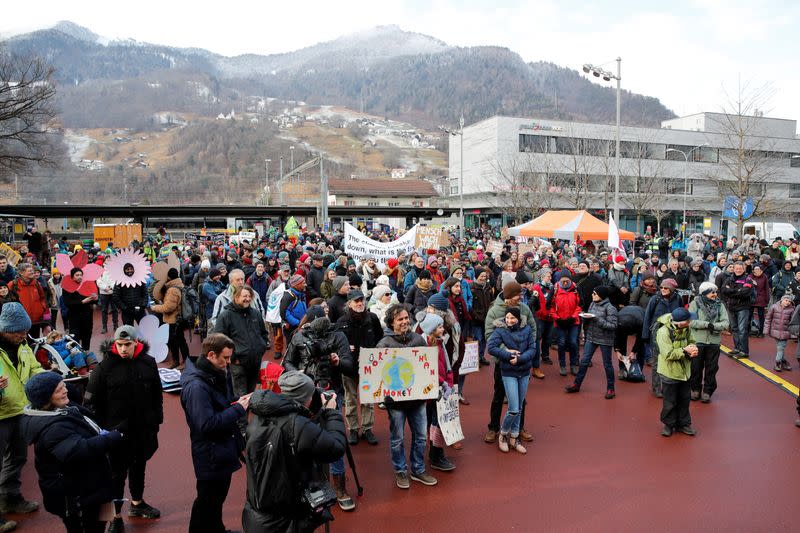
left=699, top=281, right=717, bottom=296
left=427, top=292, right=450, bottom=311
left=200, top=259, right=211, bottom=270
left=278, top=371, right=316, bottom=404
left=349, top=273, right=363, bottom=288
left=332, top=276, right=349, bottom=293
left=474, top=267, right=486, bottom=279
left=24, top=371, right=63, bottom=409
left=387, top=258, right=399, bottom=269
left=419, top=313, right=444, bottom=336
left=503, top=281, right=522, bottom=300
left=418, top=269, right=431, bottom=280
left=427, top=256, right=438, bottom=267
left=0, top=303, right=32, bottom=333
left=593, top=286, right=611, bottom=300
left=781, top=293, right=795, bottom=303
left=506, top=307, right=522, bottom=321
left=515, top=270, right=530, bottom=284
left=289, top=274, right=305, bottom=289
left=660, top=278, right=678, bottom=290
left=373, top=285, right=391, bottom=300
left=376, top=275, right=389, bottom=286
left=209, top=268, right=221, bottom=279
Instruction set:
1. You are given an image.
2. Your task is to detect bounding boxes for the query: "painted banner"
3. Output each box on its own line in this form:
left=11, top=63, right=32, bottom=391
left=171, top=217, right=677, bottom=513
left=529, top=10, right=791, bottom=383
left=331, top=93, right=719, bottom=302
left=460, top=341, right=480, bottom=375
left=344, top=222, right=418, bottom=262
left=486, top=240, right=503, bottom=256
left=358, top=346, right=439, bottom=404
left=436, top=384, right=464, bottom=445
left=517, top=242, right=536, bottom=256
left=0, top=243, right=21, bottom=266
left=414, top=226, right=445, bottom=249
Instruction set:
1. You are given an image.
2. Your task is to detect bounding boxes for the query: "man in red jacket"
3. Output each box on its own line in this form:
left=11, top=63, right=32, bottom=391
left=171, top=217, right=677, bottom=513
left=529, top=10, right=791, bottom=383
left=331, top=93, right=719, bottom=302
left=8, top=263, right=47, bottom=338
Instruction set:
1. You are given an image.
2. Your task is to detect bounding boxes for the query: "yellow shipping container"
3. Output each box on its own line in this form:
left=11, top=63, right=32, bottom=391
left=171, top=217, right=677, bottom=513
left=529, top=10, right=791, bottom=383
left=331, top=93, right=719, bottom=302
left=93, top=224, right=142, bottom=249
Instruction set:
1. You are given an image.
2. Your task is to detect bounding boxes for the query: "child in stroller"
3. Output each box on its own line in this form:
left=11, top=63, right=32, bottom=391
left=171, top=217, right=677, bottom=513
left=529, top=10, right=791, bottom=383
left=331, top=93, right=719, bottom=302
left=34, top=331, right=99, bottom=376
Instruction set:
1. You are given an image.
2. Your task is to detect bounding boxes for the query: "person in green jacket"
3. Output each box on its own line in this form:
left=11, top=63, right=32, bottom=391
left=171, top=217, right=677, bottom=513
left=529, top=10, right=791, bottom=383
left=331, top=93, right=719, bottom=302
left=688, top=282, right=730, bottom=403
left=0, top=302, right=44, bottom=531
left=656, top=307, right=699, bottom=437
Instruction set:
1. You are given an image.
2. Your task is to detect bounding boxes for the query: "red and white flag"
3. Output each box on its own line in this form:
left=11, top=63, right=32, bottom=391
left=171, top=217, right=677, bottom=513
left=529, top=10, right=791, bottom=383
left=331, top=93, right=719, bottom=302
left=608, top=215, right=625, bottom=262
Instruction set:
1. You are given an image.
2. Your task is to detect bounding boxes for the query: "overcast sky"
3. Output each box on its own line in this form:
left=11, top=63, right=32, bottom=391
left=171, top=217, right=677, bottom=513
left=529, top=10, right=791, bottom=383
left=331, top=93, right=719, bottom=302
left=2, top=0, right=799, bottom=132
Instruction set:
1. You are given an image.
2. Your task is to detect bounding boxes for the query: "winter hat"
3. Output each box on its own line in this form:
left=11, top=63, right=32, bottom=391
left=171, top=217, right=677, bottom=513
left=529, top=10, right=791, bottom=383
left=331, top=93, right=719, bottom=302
left=346, top=259, right=356, bottom=267
left=419, top=313, right=444, bottom=336
left=24, top=371, right=63, bottom=409
left=427, top=292, right=450, bottom=311
left=278, top=371, right=316, bottom=404
left=227, top=250, right=239, bottom=260
left=387, top=258, right=399, bottom=269
left=660, top=278, right=678, bottom=290
left=0, top=303, right=32, bottom=333
left=671, top=308, right=693, bottom=322
left=474, top=266, right=486, bottom=279
left=278, top=251, right=289, bottom=262
left=781, top=293, right=795, bottom=303
left=503, top=281, right=522, bottom=300
left=418, top=269, right=431, bottom=280
left=347, top=289, right=365, bottom=301
left=305, top=305, right=327, bottom=322
left=289, top=274, right=305, bottom=289
left=279, top=264, right=291, bottom=273
left=209, top=268, right=221, bottom=279
left=200, top=259, right=211, bottom=270
left=332, top=276, right=349, bottom=293
left=506, top=307, right=522, bottom=321
left=450, top=263, right=464, bottom=276
left=299, top=253, right=310, bottom=263
left=593, top=286, right=611, bottom=300
left=427, top=256, right=438, bottom=267
left=559, top=269, right=572, bottom=281
left=349, top=273, right=363, bottom=288
left=515, top=270, right=530, bottom=284
left=373, top=285, right=391, bottom=300
left=699, top=282, right=717, bottom=296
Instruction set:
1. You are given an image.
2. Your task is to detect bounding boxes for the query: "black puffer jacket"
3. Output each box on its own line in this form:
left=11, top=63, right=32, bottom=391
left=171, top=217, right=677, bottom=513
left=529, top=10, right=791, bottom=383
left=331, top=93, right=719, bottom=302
left=336, top=309, right=383, bottom=367
left=21, top=404, right=117, bottom=518
left=243, top=391, right=346, bottom=533
left=85, top=341, right=163, bottom=459
left=112, top=283, right=149, bottom=313
left=211, top=302, right=269, bottom=364
left=584, top=298, right=618, bottom=346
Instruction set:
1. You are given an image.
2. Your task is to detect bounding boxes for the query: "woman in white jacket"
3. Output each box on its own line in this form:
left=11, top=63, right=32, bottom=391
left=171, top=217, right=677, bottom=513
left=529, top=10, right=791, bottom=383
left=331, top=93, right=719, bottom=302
left=95, top=270, right=118, bottom=334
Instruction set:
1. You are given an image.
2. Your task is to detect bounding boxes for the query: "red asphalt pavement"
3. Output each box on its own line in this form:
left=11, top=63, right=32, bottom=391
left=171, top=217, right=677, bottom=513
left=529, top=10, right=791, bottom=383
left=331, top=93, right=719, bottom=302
left=10, top=324, right=800, bottom=532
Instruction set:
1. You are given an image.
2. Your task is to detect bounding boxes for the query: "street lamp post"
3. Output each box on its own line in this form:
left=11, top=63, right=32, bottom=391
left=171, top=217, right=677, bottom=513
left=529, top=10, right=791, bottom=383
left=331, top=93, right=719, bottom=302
left=666, top=144, right=709, bottom=233
left=439, top=114, right=466, bottom=240
left=583, top=58, right=621, bottom=224
left=290, top=146, right=295, bottom=170
left=264, top=158, right=271, bottom=205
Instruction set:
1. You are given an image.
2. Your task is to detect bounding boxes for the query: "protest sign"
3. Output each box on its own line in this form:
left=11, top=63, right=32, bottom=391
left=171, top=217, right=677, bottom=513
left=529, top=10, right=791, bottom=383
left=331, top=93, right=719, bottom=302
left=501, top=271, right=516, bottom=287
left=0, top=243, right=21, bottom=266
left=359, top=346, right=439, bottom=404
left=415, top=226, right=443, bottom=250
left=436, top=385, right=464, bottom=445
left=344, top=222, right=418, bottom=262
left=486, top=240, right=503, bottom=256
left=460, top=341, right=480, bottom=375
left=517, top=242, right=536, bottom=256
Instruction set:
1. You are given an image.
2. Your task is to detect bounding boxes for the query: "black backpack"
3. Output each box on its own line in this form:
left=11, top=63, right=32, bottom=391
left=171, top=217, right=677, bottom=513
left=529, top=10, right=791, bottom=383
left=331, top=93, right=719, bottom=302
left=178, top=286, right=200, bottom=326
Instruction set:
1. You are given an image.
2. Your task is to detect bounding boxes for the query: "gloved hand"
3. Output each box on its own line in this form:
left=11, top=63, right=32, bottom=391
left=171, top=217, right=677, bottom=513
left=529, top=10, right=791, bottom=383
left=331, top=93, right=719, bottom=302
left=105, top=430, right=124, bottom=445
left=707, top=323, right=715, bottom=332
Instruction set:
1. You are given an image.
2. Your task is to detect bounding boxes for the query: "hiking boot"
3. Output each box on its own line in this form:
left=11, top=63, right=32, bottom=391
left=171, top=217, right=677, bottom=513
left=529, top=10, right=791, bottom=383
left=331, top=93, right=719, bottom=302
left=570, top=365, right=579, bottom=375
left=362, top=429, right=378, bottom=445
left=484, top=430, right=497, bottom=443
left=531, top=368, right=545, bottom=379
left=690, top=390, right=700, bottom=401
left=661, top=425, right=673, bottom=437
left=564, top=384, right=580, bottom=393
left=542, top=356, right=554, bottom=365
left=604, top=389, right=615, bottom=400
left=559, top=366, right=567, bottom=376
left=107, top=517, right=124, bottom=533
left=429, top=446, right=456, bottom=472
left=348, top=429, right=359, bottom=445
left=497, top=433, right=509, bottom=453
left=701, top=393, right=711, bottom=403
left=0, top=496, right=38, bottom=514
left=332, top=474, right=355, bottom=511
left=395, top=471, right=410, bottom=489
left=781, top=359, right=792, bottom=371
left=677, top=425, right=697, bottom=436
left=410, top=471, right=438, bottom=486
left=0, top=518, right=16, bottom=533
left=509, top=437, right=527, bottom=454
left=519, top=428, right=534, bottom=442
left=127, top=500, right=160, bottom=519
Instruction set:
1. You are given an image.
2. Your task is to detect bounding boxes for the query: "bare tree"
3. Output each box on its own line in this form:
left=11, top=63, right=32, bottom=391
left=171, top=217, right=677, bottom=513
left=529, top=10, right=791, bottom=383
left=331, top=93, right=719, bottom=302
left=0, top=48, right=58, bottom=176
left=620, top=134, right=670, bottom=233
left=557, top=133, right=595, bottom=210
left=488, top=150, right=562, bottom=224
left=708, top=81, right=789, bottom=241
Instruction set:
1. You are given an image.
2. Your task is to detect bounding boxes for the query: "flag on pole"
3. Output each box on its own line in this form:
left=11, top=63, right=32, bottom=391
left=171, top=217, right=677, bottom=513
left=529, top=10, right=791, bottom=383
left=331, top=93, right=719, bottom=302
left=608, top=215, right=625, bottom=262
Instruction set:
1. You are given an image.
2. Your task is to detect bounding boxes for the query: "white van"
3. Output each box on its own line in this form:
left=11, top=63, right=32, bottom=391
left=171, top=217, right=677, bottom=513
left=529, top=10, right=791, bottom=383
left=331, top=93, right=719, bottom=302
left=742, top=221, right=800, bottom=242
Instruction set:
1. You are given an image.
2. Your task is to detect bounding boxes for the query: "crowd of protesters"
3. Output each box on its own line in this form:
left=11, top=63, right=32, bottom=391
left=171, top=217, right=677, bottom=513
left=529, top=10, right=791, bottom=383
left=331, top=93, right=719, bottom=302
left=0, top=222, right=799, bottom=532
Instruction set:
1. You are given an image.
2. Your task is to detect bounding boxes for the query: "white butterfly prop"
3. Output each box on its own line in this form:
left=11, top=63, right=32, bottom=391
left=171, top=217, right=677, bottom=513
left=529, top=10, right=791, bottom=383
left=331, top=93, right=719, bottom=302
left=105, top=248, right=151, bottom=287
left=137, top=314, right=169, bottom=363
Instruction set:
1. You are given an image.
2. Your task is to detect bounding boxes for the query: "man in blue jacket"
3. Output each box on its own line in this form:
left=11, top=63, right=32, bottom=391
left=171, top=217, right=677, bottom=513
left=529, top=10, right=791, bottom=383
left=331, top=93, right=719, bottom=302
left=180, top=333, right=251, bottom=533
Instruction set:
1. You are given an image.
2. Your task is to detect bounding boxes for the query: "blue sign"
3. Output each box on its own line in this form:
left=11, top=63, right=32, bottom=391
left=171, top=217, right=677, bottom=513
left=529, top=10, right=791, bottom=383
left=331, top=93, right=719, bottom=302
left=723, top=196, right=754, bottom=219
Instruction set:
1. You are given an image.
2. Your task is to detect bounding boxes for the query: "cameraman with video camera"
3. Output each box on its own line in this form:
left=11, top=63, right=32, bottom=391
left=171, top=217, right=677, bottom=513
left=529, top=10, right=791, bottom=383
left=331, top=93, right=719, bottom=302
left=283, top=313, right=357, bottom=512
left=243, top=371, right=347, bottom=533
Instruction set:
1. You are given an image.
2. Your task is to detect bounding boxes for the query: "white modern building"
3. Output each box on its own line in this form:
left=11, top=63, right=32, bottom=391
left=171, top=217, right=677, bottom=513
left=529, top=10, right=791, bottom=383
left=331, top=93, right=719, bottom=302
left=448, top=112, right=800, bottom=234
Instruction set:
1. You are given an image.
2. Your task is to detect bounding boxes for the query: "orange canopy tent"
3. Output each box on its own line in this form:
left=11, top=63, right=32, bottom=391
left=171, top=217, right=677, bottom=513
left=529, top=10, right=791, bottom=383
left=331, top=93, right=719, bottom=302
left=507, top=210, right=636, bottom=241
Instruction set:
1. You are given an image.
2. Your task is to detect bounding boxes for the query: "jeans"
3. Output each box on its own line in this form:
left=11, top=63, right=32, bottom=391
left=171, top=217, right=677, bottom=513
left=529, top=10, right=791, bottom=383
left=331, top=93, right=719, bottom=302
left=660, top=377, right=692, bottom=429
left=189, top=476, right=231, bottom=533
left=689, top=343, right=720, bottom=396
left=536, top=319, right=554, bottom=363
left=488, top=361, right=526, bottom=432
left=500, top=375, right=529, bottom=437
left=730, top=308, right=750, bottom=354
left=556, top=323, right=579, bottom=368
left=749, top=306, right=765, bottom=335
left=472, top=321, right=487, bottom=360
left=98, top=293, right=118, bottom=330
left=574, top=341, right=615, bottom=390
left=0, top=416, right=27, bottom=499
left=775, top=339, right=788, bottom=362
left=387, top=403, right=427, bottom=475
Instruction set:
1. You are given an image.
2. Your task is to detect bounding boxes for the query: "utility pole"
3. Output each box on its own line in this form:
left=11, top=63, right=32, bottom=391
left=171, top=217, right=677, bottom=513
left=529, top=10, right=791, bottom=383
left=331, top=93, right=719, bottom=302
left=320, top=157, right=328, bottom=230
left=279, top=156, right=284, bottom=205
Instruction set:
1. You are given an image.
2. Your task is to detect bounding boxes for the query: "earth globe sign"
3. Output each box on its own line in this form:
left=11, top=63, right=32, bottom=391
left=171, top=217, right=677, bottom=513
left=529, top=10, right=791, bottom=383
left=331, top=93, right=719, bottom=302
left=382, top=357, right=415, bottom=391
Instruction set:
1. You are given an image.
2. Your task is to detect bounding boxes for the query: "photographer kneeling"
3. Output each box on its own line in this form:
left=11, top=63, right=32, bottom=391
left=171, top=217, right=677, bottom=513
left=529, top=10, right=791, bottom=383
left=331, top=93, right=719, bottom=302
left=243, top=371, right=346, bottom=533
left=282, top=314, right=357, bottom=511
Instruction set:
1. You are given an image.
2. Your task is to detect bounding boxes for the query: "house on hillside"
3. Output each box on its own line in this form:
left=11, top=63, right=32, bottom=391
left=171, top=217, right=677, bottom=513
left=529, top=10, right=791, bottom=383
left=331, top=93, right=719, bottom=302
left=326, top=178, right=439, bottom=208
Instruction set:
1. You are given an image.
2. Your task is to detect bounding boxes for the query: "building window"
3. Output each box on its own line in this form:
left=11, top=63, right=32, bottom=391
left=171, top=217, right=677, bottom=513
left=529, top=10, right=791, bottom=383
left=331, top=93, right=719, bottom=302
left=388, top=201, right=400, bottom=207
left=367, top=201, right=380, bottom=207
left=343, top=200, right=355, bottom=207
left=791, top=155, right=800, bottom=168
left=450, top=186, right=459, bottom=195
left=790, top=184, right=800, bottom=198
left=412, top=201, right=424, bottom=207
left=519, top=134, right=555, bottom=153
